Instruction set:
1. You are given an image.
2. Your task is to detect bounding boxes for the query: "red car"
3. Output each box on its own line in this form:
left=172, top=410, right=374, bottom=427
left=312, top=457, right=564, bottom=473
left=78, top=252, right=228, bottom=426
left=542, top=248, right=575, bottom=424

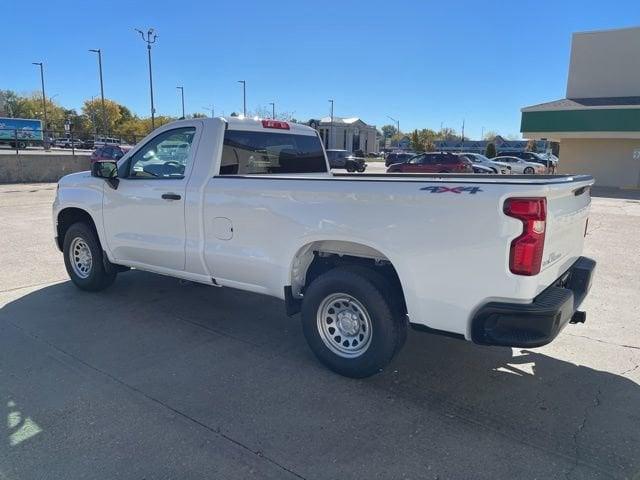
left=386, top=152, right=473, bottom=173
left=90, top=145, right=131, bottom=163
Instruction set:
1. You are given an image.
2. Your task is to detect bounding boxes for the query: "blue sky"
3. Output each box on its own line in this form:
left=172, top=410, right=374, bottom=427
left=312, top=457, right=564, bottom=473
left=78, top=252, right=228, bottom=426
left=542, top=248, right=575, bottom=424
left=3, top=0, right=639, bottom=138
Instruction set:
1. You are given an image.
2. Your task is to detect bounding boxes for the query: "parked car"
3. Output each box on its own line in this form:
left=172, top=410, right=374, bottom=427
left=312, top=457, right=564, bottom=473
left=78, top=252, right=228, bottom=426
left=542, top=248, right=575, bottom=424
left=493, top=156, right=546, bottom=174
left=90, top=145, right=132, bottom=163
left=53, top=137, right=84, bottom=149
left=471, top=163, right=496, bottom=174
left=460, top=152, right=511, bottom=174
left=385, top=151, right=416, bottom=167
left=80, top=139, right=95, bottom=150
left=54, top=117, right=596, bottom=378
left=94, top=136, right=122, bottom=148
left=499, top=150, right=557, bottom=172
left=387, top=152, right=473, bottom=173
left=325, top=149, right=367, bottom=172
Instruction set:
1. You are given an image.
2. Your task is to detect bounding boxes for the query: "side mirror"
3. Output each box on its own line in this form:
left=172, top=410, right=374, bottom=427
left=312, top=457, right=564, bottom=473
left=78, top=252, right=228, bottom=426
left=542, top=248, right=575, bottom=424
left=91, top=161, right=119, bottom=189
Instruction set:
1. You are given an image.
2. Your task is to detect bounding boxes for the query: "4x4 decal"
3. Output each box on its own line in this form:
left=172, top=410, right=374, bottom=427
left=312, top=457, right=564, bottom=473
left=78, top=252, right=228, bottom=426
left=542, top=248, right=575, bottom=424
left=420, top=186, right=483, bottom=194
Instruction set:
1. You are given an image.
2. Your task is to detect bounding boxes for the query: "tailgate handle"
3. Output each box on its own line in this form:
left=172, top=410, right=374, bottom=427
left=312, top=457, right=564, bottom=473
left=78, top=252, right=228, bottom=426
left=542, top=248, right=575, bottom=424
left=573, top=186, right=589, bottom=196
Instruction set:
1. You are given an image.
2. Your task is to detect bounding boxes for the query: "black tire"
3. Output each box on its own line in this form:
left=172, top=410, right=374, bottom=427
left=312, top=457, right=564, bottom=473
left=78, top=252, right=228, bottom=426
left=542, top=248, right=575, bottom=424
left=357, top=165, right=366, bottom=173
left=524, top=167, right=534, bottom=174
left=301, top=267, right=406, bottom=378
left=63, top=222, right=117, bottom=291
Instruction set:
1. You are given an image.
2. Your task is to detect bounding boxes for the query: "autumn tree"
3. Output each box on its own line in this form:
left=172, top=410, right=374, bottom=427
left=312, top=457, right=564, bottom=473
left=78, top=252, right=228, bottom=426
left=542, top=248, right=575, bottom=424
left=82, top=98, right=123, bottom=134
left=485, top=142, right=497, bottom=158
left=411, top=129, right=423, bottom=151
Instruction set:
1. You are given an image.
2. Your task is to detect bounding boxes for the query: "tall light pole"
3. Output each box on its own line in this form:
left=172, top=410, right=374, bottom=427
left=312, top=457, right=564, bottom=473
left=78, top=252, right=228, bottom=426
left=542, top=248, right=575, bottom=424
left=238, top=80, right=246, bottom=116
left=269, top=102, right=275, bottom=119
left=32, top=62, right=48, bottom=145
left=136, top=28, right=158, bottom=129
left=203, top=105, right=215, bottom=118
left=328, top=99, right=334, bottom=149
left=89, top=49, right=107, bottom=134
left=387, top=115, right=399, bottom=146
left=176, top=86, right=185, bottom=118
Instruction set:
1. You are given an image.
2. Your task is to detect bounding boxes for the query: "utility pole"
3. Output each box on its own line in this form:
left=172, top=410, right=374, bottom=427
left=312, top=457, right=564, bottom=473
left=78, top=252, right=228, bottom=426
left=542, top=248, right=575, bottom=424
left=269, top=102, right=275, bottom=119
left=461, top=119, right=465, bottom=152
left=176, top=86, right=185, bottom=118
left=135, top=28, right=158, bottom=129
left=203, top=105, right=215, bottom=118
left=32, top=62, right=48, bottom=147
left=328, top=99, right=334, bottom=149
left=238, top=80, right=246, bottom=116
left=387, top=115, right=399, bottom=147
left=89, top=49, right=107, bottom=134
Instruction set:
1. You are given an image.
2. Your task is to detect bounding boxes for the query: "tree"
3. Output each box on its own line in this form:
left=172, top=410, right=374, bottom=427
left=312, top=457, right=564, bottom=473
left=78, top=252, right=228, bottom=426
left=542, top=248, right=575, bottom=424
left=485, top=142, right=497, bottom=159
left=82, top=98, right=124, bottom=134
left=438, top=127, right=458, bottom=141
left=424, top=140, right=436, bottom=152
left=482, top=130, right=498, bottom=141
left=381, top=124, right=398, bottom=139
left=5, top=92, right=66, bottom=131
left=525, top=139, right=538, bottom=152
left=411, top=129, right=423, bottom=151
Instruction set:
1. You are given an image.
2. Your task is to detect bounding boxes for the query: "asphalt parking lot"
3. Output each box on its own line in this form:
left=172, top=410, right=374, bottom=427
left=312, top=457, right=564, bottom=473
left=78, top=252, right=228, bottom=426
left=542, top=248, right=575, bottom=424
left=1, top=183, right=639, bottom=479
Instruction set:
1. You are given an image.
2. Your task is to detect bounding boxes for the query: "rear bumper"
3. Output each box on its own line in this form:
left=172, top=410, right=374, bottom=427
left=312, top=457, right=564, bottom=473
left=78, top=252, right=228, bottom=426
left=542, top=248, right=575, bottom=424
left=471, top=256, right=596, bottom=348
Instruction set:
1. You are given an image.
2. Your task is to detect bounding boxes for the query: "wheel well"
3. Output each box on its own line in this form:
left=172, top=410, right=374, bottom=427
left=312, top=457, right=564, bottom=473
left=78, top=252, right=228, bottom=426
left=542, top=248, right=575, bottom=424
left=289, top=241, right=407, bottom=315
left=56, top=208, right=98, bottom=251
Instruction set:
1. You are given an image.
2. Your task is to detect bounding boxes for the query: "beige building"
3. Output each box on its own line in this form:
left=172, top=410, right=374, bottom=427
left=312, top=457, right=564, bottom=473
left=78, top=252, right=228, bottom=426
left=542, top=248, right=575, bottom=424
left=316, top=117, right=378, bottom=154
left=521, top=26, right=640, bottom=188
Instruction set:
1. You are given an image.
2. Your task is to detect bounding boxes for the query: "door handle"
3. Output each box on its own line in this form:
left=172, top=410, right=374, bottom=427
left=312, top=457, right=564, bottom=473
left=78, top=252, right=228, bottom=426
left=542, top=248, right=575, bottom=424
left=161, top=193, right=181, bottom=200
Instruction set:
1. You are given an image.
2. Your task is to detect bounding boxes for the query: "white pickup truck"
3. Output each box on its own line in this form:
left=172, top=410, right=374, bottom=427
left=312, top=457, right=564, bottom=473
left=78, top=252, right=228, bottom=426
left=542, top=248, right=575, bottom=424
left=53, top=117, right=596, bottom=378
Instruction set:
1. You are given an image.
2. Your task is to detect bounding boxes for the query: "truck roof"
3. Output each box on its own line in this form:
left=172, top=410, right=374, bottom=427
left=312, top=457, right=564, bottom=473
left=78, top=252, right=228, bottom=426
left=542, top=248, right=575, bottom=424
left=221, top=116, right=318, bottom=136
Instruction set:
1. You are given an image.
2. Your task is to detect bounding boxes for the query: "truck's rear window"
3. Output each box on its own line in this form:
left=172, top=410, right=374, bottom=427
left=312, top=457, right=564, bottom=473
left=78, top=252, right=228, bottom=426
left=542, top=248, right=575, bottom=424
left=220, top=130, right=327, bottom=175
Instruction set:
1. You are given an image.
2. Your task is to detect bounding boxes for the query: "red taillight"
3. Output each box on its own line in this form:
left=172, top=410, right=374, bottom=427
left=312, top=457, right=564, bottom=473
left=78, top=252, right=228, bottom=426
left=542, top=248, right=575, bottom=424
left=504, top=197, right=547, bottom=276
left=261, top=119, right=290, bottom=130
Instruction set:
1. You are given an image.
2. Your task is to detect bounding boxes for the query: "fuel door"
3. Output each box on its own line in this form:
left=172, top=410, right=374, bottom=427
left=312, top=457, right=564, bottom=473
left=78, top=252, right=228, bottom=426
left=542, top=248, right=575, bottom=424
left=213, top=217, right=233, bottom=240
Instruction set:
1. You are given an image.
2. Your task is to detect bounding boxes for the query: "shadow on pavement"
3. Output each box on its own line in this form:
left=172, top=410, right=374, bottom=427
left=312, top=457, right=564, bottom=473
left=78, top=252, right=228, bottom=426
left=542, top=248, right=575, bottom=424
left=591, top=186, right=640, bottom=200
left=1, top=271, right=638, bottom=479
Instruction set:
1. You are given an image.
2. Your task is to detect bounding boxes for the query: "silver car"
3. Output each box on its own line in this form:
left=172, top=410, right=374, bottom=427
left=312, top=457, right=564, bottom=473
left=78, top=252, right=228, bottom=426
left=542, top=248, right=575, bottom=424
left=493, top=156, right=546, bottom=174
left=460, top=153, right=511, bottom=174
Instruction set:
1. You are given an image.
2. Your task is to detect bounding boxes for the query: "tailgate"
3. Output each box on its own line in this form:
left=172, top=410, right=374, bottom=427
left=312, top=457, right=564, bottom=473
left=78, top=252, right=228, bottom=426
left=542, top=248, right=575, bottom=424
left=537, top=180, right=593, bottom=289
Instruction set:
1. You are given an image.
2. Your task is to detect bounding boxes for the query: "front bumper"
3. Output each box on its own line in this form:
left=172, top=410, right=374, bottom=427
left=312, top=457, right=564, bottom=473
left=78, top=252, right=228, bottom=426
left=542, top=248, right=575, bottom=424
left=471, top=257, right=596, bottom=348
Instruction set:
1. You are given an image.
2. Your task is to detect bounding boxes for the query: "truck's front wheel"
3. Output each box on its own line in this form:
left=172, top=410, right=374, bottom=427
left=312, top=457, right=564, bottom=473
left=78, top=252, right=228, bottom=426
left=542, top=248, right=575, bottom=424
left=301, top=268, right=404, bottom=378
left=63, top=222, right=117, bottom=291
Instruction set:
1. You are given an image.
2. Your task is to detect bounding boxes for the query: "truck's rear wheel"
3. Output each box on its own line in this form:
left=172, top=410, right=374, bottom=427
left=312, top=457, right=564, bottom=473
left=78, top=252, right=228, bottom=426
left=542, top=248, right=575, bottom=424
left=63, top=222, right=116, bottom=291
left=301, top=268, right=405, bottom=378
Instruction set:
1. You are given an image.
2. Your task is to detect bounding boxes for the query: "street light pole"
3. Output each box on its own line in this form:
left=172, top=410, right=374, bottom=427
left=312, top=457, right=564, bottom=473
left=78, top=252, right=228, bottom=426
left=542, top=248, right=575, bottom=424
left=136, top=28, right=158, bottom=129
left=238, top=80, right=246, bottom=116
left=203, top=105, right=215, bottom=118
left=89, top=49, right=107, bottom=134
left=328, top=99, right=334, bottom=149
left=176, top=86, right=185, bottom=118
left=269, top=102, right=275, bottom=119
left=32, top=62, right=48, bottom=146
left=387, top=115, right=399, bottom=147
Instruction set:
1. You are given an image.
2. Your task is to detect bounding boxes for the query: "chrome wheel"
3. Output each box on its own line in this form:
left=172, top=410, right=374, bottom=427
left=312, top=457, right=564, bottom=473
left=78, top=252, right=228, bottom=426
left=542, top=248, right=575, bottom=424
left=69, top=237, right=92, bottom=279
left=317, top=293, right=373, bottom=358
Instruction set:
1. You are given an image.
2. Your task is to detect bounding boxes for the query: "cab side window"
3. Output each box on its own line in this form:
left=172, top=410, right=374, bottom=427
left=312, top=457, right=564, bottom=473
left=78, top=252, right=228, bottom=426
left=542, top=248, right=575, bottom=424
left=128, top=128, right=196, bottom=179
